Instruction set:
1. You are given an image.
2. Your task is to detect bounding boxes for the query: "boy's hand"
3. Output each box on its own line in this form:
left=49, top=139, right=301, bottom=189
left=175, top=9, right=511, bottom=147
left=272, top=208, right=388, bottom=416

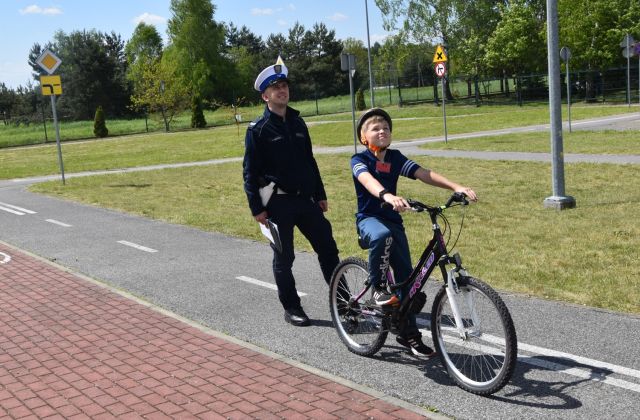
left=383, top=194, right=411, bottom=212
left=456, top=187, right=478, bottom=202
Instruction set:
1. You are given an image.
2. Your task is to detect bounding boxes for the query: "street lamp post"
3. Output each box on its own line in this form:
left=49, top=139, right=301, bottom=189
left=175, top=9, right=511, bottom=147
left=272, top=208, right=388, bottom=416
left=365, top=0, right=375, bottom=107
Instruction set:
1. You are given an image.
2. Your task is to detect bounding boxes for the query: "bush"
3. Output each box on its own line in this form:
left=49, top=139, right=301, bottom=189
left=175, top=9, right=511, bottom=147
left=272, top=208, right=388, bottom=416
left=93, top=106, right=108, bottom=138
left=356, top=88, right=366, bottom=111
left=190, top=96, right=206, bottom=128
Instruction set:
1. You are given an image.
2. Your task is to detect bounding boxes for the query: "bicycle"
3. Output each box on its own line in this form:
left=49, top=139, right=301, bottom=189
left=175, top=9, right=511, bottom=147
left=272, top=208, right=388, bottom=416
left=329, top=192, right=517, bottom=395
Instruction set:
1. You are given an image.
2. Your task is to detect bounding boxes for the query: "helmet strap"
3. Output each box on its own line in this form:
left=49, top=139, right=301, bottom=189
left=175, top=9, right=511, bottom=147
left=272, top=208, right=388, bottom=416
left=362, top=135, right=387, bottom=157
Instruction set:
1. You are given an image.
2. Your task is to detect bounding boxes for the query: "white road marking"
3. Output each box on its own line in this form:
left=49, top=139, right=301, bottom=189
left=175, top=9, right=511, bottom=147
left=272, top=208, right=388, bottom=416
left=0, top=201, right=37, bottom=214
left=46, top=219, right=72, bottom=227
left=418, top=322, right=640, bottom=393
left=117, top=240, right=158, bottom=253
left=236, top=275, right=307, bottom=297
left=0, top=252, right=11, bottom=264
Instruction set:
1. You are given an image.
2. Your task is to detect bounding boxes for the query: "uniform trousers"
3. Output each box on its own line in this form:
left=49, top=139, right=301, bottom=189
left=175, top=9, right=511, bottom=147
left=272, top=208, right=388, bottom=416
left=267, top=194, right=340, bottom=311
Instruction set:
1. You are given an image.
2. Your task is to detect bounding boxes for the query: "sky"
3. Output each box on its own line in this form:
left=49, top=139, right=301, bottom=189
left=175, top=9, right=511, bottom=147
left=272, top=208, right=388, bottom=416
left=0, top=0, right=393, bottom=90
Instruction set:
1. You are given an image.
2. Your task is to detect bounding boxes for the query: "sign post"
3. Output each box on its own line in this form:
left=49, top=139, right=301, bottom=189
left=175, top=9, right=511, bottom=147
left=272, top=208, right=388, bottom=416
left=37, top=49, right=65, bottom=185
left=621, top=34, right=635, bottom=107
left=560, top=46, right=572, bottom=132
left=433, top=46, right=448, bottom=143
left=341, top=53, right=358, bottom=153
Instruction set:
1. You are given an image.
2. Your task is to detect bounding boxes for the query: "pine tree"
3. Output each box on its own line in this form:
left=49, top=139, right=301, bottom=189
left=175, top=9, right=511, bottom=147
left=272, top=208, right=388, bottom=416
left=356, top=88, right=367, bottom=111
left=190, top=95, right=206, bottom=128
left=93, top=106, right=108, bottom=138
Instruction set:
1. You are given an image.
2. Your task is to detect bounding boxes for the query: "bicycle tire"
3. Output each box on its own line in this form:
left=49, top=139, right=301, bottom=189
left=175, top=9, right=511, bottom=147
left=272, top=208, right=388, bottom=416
left=329, top=257, right=388, bottom=357
left=431, top=276, right=517, bottom=395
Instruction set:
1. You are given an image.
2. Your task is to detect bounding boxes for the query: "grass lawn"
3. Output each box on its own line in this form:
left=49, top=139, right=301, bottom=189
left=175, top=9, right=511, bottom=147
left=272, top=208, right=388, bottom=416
left=31, top=153, right=640, bottom=315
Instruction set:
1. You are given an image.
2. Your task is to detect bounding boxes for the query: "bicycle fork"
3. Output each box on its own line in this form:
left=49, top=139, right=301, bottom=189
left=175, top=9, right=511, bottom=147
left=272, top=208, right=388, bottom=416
left=444, top=259, right=480, bottom=340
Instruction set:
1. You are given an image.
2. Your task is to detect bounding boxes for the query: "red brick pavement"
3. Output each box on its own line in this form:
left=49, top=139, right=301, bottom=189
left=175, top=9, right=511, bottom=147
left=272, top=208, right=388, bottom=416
left=0, top=244, right=433, bottom=419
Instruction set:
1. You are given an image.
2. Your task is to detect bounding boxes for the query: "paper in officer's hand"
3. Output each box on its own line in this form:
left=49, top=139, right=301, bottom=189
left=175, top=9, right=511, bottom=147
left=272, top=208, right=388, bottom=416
left=259, top=219, right=282, bottom=253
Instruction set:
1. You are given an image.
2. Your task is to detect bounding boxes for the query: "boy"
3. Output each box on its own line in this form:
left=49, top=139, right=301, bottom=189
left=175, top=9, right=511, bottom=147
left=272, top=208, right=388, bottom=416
left=350, top=108, right=477, bottom=356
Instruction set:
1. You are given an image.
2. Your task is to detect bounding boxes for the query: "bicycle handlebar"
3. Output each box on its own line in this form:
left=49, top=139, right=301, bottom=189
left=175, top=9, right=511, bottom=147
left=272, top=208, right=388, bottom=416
left=381, top=192, right=469, bottom=213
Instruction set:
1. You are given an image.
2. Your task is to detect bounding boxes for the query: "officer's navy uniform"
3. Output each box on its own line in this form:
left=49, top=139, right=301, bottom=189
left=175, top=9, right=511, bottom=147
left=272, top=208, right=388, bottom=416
left=243, top=105, right=339, bottom=312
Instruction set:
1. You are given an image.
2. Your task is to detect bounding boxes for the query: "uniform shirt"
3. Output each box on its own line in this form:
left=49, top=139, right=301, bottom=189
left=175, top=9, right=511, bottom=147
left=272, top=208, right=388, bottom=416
left=351, top=148, right=421, bottom=225
left=243, top=105, right=326, bottom=216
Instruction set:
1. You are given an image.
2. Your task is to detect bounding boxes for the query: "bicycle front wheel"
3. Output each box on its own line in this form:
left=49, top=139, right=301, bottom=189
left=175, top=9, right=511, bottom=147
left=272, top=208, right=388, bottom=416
left=431, top=276, right=517, bottom=395
left=329, top=257, right=387, bottom=357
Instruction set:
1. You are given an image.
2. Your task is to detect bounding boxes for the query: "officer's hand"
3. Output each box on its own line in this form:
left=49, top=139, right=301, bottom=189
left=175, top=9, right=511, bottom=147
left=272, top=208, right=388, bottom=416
left=318, top=200, right=329, bottom=212
left=254, top=211, right=268, bottom=225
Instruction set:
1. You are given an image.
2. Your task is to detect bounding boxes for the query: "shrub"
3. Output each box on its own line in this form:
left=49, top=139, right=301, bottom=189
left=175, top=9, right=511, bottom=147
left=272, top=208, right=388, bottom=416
left=356, top=88, right=366, bottom=111
left=93, top=106, right=108, bottom=138
left=190, top=96, right=206, bottom=128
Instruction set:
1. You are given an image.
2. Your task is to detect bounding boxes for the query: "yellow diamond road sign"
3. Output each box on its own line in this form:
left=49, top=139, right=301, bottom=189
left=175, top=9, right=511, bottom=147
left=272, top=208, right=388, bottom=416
left=433, top=45, right=448, bottom=63
left=40, top=75, right=62, bottom=96
left=36, top=49, right=62, bottom=75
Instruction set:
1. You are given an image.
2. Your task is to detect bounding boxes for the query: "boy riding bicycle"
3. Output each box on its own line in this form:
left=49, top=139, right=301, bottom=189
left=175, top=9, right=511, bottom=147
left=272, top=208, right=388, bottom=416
left=350, top=108, right=478, bottom=357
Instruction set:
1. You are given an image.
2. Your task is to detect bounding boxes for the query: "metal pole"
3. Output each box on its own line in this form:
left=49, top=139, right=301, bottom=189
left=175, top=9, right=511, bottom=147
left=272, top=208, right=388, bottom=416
left=543, top=0, right=574, bottom=209
left=349, top=70, right=357, bottom=153
left=50, top=95, right=65, bottom=185
left=566, top=60, right=572, bottom=132
left=627, top=36, right=631, bottom=107
left=365, top=0, right=375, bottom=107
left=442, top=76, right=448, bottom=143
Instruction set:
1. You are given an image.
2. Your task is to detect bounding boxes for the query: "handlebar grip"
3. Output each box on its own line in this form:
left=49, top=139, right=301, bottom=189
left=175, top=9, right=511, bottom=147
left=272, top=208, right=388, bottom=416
left=445, top=192, right=469, bottom=208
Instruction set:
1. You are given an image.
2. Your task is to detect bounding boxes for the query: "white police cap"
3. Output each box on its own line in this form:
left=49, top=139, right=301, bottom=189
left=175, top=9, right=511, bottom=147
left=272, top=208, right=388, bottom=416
left=254, top=56, right=289, bottom=92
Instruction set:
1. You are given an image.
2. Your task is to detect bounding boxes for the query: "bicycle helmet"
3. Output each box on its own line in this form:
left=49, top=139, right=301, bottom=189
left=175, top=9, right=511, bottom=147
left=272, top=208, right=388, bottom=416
left=356, top=108, right=393, bottom=145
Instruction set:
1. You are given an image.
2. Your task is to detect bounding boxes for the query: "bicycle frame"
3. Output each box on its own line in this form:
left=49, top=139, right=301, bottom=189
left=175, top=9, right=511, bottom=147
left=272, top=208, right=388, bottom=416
left=391, top=207, right=474, bottom=339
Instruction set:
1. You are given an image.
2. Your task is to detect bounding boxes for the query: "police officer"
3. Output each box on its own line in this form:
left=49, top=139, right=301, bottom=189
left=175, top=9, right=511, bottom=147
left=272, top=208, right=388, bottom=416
left=243, top=57, right=340, bottom=327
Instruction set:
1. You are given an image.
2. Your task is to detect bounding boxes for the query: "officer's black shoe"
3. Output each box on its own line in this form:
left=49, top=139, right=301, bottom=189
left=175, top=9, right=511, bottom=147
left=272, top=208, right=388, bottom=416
left=284, top=307, right=311, bottom=327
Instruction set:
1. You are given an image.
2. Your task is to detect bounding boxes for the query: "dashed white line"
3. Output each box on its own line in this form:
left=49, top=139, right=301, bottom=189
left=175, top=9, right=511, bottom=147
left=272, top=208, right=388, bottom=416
left=0, top=205, right=24, bottom=215
left=46, top=219, right=72, bottom=227
left=236, top=275, right=307, bottom=297
left=0, top=202, right=37, bottom=214
left=117, top=240, right=158, bottom=253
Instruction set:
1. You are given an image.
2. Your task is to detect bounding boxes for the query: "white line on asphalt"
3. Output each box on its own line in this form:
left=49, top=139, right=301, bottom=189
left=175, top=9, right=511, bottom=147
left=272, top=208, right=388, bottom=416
left=236, top=275, right=307, bottom=297
left=0, top=201, right=37, bottom=214
left=417, top=322, right=640, bottom=393
left=45, top=219, right=72, bottom=227
left=0, top=252, right=11, bottom=264
left=117, top=240, right=158, bottom=253
left=0, top=205, right=25, bottom=215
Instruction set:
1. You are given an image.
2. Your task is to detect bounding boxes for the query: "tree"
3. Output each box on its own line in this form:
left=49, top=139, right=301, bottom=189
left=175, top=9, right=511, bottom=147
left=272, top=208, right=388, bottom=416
left=93, top=106, right=108, bottom=137
left=485, top=1, right=547, bottom=76
left=30, top=30, right=132, bottom=120
left=167, top=0, right=227, bottom=102
left=130, top=53, right=189, bottom=132
left=190, top=95, right=206, bottom=128
left=125, top=23, right=164, bottom=114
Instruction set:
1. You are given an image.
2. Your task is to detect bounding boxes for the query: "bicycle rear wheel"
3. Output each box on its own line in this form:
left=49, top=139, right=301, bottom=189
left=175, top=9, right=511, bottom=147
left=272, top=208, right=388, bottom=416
left=329, top=257, right=387, bottom=357
left=431, top=276, right=517, bottom=395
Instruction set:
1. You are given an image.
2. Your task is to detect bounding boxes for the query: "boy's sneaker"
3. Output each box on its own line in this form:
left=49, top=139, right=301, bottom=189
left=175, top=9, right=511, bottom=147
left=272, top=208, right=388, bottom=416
left=396, top=333, right=437, bottom=358
left=372, top=285, right=399, bottom=306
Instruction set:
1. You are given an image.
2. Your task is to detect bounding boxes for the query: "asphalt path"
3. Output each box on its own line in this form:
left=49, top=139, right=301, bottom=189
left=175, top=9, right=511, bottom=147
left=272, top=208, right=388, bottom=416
left=1, top=113, right=640, bottom=419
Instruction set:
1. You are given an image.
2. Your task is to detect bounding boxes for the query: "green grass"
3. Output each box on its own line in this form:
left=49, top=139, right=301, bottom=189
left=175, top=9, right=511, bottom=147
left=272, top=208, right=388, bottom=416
left=2, top=95, right=637, bottom=148
left=422, top=129, right=640, bottom=155
left=30, top=153, right=640, bottom=314
left=2, top=102, right=637, bottom=180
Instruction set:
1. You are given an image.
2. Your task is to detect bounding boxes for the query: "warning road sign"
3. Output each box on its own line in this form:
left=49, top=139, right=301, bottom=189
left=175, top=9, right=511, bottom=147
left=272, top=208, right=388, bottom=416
left=433, top=45, right=448, bottom=63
